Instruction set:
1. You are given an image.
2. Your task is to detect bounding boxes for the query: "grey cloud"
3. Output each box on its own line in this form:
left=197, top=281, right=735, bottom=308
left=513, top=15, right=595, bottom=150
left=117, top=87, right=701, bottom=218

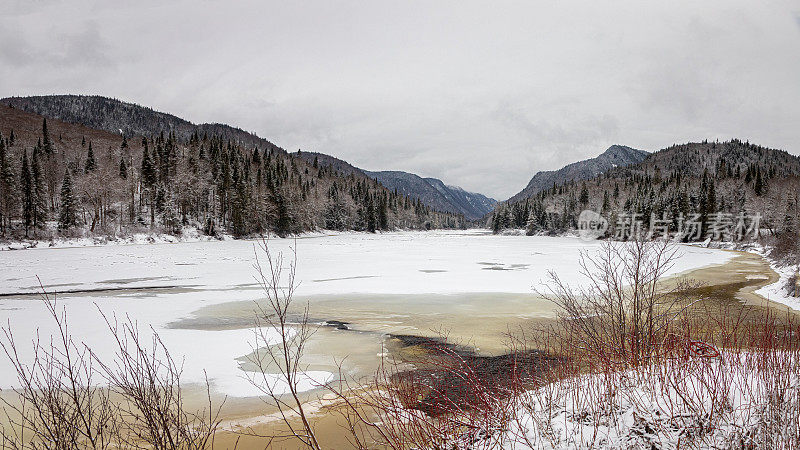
left=0, top=21, right=113, bottom=70
left=1, top=1, right=798, bottom=199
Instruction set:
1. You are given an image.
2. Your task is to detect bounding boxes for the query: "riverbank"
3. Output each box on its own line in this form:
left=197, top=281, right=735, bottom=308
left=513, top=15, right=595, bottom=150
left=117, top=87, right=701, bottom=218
left=209, top=246, right=794, bottom=449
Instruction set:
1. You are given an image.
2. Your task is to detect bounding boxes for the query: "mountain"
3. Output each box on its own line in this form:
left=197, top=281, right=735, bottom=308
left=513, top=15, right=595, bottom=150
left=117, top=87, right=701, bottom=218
left=0, top=99, right=466, bottom=240
left=493, top=139, right=800, bottom=238
left=345, top=166, right=497, bottom=221
left=4, top=96, right=496, bottom=221
left=1, top=95, right=284, bottom=154
left=296, top=152, right=497, bottom=220
left=615, top=140, right=800, bottom=179
left=423, top=177, right=497, bottom=221
left=507, top=145, right=649, bottom=203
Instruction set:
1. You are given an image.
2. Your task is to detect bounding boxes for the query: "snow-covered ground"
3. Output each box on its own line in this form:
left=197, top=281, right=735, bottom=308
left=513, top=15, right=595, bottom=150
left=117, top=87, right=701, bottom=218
left=0, top=226, right=230, bottom=251
left=503, top=351, right=800, bottom=449
left=751, top=246, right=800, bottom=311
left=0, top=231, right=735, bottom=398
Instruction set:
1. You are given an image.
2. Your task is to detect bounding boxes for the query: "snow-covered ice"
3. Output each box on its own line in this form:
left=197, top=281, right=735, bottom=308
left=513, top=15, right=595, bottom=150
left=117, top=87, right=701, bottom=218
left=0, top=231, right=735, bottom=397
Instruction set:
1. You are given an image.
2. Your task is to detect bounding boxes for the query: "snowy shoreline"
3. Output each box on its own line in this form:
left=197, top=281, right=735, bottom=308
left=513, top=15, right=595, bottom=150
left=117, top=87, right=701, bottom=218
left=0, top=227, right=476, bottom=251
left=753, top=254, right=800, bottom=311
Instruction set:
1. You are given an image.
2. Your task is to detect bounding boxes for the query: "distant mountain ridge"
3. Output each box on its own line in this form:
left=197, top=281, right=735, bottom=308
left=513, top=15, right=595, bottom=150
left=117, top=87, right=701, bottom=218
left=363, top=170, right=497, bottom=220
left=507, top=145, right=649, bottom=203
left=297, top=152, right=496, bottom=220
left=1, top=95, right=285, bottom=154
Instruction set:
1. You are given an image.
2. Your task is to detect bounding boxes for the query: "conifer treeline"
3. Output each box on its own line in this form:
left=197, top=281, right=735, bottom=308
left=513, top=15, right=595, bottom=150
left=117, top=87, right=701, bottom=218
left=0, top=117, right=465, bottom=239
left=491, top=139, right=800, bottom=240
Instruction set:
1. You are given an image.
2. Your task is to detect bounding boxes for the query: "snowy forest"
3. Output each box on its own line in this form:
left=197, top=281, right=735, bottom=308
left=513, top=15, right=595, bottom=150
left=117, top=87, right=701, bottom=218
left=491, top=139, right=800, bottom=246
left=0, top=106, right=465, bottom=241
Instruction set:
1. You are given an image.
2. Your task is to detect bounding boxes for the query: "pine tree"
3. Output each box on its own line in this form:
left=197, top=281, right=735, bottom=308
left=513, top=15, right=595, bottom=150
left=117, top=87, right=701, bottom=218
left=119, top=157, right=128, bottom=179
left=378, top=194, right=389, bottom=230
left=271, top=188, right=291, bottom=237
left=0, top=135, right=17, bottom=233
left=579, top=182, right=589, bottom=205
left=31, top=148, right=47, bottom=230
left=84, top=142, right=97, bottom=173
left=20, top=151, right=33, bottom=237
left=58, top=169, right=78, bottom=230
left=140, top=146, right=156, bottom=187
left=42, top=119, right=53, bottom=154
left=754, top=166, right=765, bottom=196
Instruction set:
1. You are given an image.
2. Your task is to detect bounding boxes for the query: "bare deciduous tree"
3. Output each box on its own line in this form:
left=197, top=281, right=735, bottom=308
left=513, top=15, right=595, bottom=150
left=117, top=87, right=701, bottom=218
left=243, top=237, right=322, bottom=449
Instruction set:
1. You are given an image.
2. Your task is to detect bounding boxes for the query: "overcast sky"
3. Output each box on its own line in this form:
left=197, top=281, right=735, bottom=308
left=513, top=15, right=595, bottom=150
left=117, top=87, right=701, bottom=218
left=2, top=1, right=799, bottom=199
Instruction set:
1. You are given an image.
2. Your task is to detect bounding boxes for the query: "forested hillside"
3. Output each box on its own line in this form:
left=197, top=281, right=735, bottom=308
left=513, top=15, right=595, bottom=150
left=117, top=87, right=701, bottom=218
left=1, top=95, right=280, bottom=153
left=0, top=104, right=464, bottom=241
left=492, top=139, right=800, bottom=241
left=3, top=96, right=495, bottom=223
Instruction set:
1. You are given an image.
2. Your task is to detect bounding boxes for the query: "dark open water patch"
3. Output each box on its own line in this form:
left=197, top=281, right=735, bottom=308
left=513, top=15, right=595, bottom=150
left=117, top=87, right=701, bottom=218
left=386, top=334, right=563, bottom=416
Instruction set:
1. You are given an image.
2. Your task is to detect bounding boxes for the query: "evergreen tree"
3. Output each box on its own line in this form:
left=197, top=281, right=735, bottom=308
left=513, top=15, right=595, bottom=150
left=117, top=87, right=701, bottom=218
left=784, top=192, right=797, bottom=235
left=140, top=146, right=156, bottom=187
left=20, top=151, right=33, bottom=236
left=41, top=119, right=53, bottom=154
left=601, top=190, right=610, bottom=214
left=31, top=148, right=47, bottom=229
left=58, top=169, right=78, bottom=230
left=579, top=182, right=589, bottom=205
left=270, top=188, right=292, bottom=237
left=84, top=142, right=97, bottom=173
left=754, top=166, right=765, bottom=196
left=0, top=136, right=17, bottom=233
left=378, top=194, right=389, bottom=230
left=119, top=157, right=128, bottom=179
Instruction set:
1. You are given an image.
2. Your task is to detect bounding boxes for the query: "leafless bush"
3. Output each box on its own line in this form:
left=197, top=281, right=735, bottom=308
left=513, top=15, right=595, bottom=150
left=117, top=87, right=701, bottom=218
left=539, top=236, right=704, bottom=368
left=0, top=283, right=222, bottom=449
left=0, top=286, right=117, bottom=449
left=94, top=314, right=222, bottom=449
left=242, top=237, right=321, bottom=449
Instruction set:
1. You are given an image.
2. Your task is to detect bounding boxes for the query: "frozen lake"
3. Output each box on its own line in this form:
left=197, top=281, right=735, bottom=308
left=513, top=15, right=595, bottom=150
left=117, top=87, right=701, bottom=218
left=0, top=230, right=733, bottom=397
